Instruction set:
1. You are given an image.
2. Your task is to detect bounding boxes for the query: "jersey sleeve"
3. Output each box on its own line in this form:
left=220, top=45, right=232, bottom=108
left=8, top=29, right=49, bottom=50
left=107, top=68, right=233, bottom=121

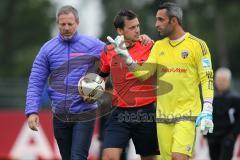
left=98, top=48, right=110, bottom=77
left=195, top=40, right=214, bottom=101
left=133, top=43, right=158, bottom=81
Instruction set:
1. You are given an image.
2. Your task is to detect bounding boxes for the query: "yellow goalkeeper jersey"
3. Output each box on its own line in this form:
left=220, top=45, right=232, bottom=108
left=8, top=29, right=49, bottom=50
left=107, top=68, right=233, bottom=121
left=134, top=32, right=214, bottom=123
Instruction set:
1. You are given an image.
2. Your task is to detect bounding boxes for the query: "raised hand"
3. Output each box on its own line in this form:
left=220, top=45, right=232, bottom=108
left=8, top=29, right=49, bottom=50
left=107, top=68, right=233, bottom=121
left=107, top=35, right=134, bottom=65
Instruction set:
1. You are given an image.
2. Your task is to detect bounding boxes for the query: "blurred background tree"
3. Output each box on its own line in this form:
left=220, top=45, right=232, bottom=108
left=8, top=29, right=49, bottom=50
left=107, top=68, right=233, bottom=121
left=0, top=0, right=54, bottom=77
left=0, top=0, right=54, bottom=107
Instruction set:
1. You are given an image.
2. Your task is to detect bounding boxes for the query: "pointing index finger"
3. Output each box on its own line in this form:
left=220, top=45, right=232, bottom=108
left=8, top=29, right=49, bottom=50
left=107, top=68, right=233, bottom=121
left=107, top=36, right=115, bottom=44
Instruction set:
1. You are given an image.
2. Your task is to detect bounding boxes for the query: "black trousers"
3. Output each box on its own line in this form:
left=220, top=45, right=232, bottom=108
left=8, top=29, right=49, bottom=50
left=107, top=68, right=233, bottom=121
left=207, top=134, right=236, bottom=160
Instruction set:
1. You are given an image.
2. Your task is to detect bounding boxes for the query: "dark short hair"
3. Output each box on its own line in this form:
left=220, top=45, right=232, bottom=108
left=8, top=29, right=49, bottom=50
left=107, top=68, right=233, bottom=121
left=113, top=9, right=137, bottom=29
left=158, top=2, right=183, bottom=25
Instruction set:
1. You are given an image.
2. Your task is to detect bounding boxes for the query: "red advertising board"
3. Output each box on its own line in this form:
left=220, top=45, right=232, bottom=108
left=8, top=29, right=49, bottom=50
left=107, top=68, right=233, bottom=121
left=0, top=111, right=240, bottom=160
left=0, top=111, right=100, bottom=160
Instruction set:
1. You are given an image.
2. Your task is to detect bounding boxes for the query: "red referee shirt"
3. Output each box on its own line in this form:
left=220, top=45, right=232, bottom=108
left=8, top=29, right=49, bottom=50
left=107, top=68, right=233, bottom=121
left=99, top=41, right=156, bottom=108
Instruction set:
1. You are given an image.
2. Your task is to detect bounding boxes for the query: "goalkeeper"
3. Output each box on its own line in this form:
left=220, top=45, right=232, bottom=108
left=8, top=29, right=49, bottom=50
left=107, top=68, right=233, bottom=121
left=108, top=2, right=214, bottom=160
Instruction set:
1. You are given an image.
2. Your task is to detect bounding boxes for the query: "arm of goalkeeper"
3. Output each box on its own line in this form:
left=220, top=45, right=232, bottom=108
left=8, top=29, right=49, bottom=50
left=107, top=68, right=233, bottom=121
left=195, top=101, right=214, bottom=135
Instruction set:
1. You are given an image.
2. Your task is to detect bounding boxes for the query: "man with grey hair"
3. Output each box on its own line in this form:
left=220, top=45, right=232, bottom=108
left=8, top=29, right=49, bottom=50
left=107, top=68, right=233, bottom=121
left=206, top=67, right=240, bottom=160
left=25, top=5, right=105, bottom=160
left=107, top=2, right=214, bottom=160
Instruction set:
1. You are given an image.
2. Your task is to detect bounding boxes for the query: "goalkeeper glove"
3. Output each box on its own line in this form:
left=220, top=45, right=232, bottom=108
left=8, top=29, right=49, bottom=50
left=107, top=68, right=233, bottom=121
left=195, top=102, right=214, bottom=135
left=107, top=35, right=134, bottom=66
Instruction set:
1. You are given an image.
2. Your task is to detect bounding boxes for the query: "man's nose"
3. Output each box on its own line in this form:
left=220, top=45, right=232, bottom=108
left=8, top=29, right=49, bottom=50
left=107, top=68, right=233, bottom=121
left=135, top=27, right=140, bottom=33
left=64, top=25, right=70, bottom=30
left=155, top=21, right=158, bottom=28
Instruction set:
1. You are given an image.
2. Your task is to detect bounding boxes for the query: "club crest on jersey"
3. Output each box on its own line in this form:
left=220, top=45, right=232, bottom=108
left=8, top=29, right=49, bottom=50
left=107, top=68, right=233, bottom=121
left=181, top=50, right=189, bottom=59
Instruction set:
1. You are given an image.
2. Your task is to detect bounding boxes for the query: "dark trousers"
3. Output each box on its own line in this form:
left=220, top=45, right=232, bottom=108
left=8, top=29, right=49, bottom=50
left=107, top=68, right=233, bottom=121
left=103, top=103, right=159, bottom=156
left=207, top=134, right=236, bottom=160
left=53, top=116, right=95, bottom=160
left=98, top=115, right=127, bottom=160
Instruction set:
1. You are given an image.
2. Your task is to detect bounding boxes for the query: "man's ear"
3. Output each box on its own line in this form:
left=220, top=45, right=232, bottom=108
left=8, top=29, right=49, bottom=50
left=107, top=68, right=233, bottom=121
left=171, top=17, right=178, bottom=25
left=76, top=19, right=79, bottom=25
left=116, top=28, right=123, bottom=35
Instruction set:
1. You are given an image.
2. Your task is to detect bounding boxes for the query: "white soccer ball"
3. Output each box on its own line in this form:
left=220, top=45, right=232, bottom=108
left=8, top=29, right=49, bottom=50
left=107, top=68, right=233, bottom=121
left=78, top=73, right=105, bottom=100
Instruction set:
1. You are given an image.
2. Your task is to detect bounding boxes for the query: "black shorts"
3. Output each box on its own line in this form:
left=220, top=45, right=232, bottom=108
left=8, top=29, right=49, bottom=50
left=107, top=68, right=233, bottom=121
left=102, top=103, right=160, bottom=156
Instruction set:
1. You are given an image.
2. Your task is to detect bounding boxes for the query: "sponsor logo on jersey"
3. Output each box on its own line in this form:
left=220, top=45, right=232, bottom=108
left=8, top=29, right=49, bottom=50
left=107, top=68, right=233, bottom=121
left=161, top=67, right=187, bottom=73
left=181, top=50, right=189, bottom=59
left=202, top=58, right=211, bottom=68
